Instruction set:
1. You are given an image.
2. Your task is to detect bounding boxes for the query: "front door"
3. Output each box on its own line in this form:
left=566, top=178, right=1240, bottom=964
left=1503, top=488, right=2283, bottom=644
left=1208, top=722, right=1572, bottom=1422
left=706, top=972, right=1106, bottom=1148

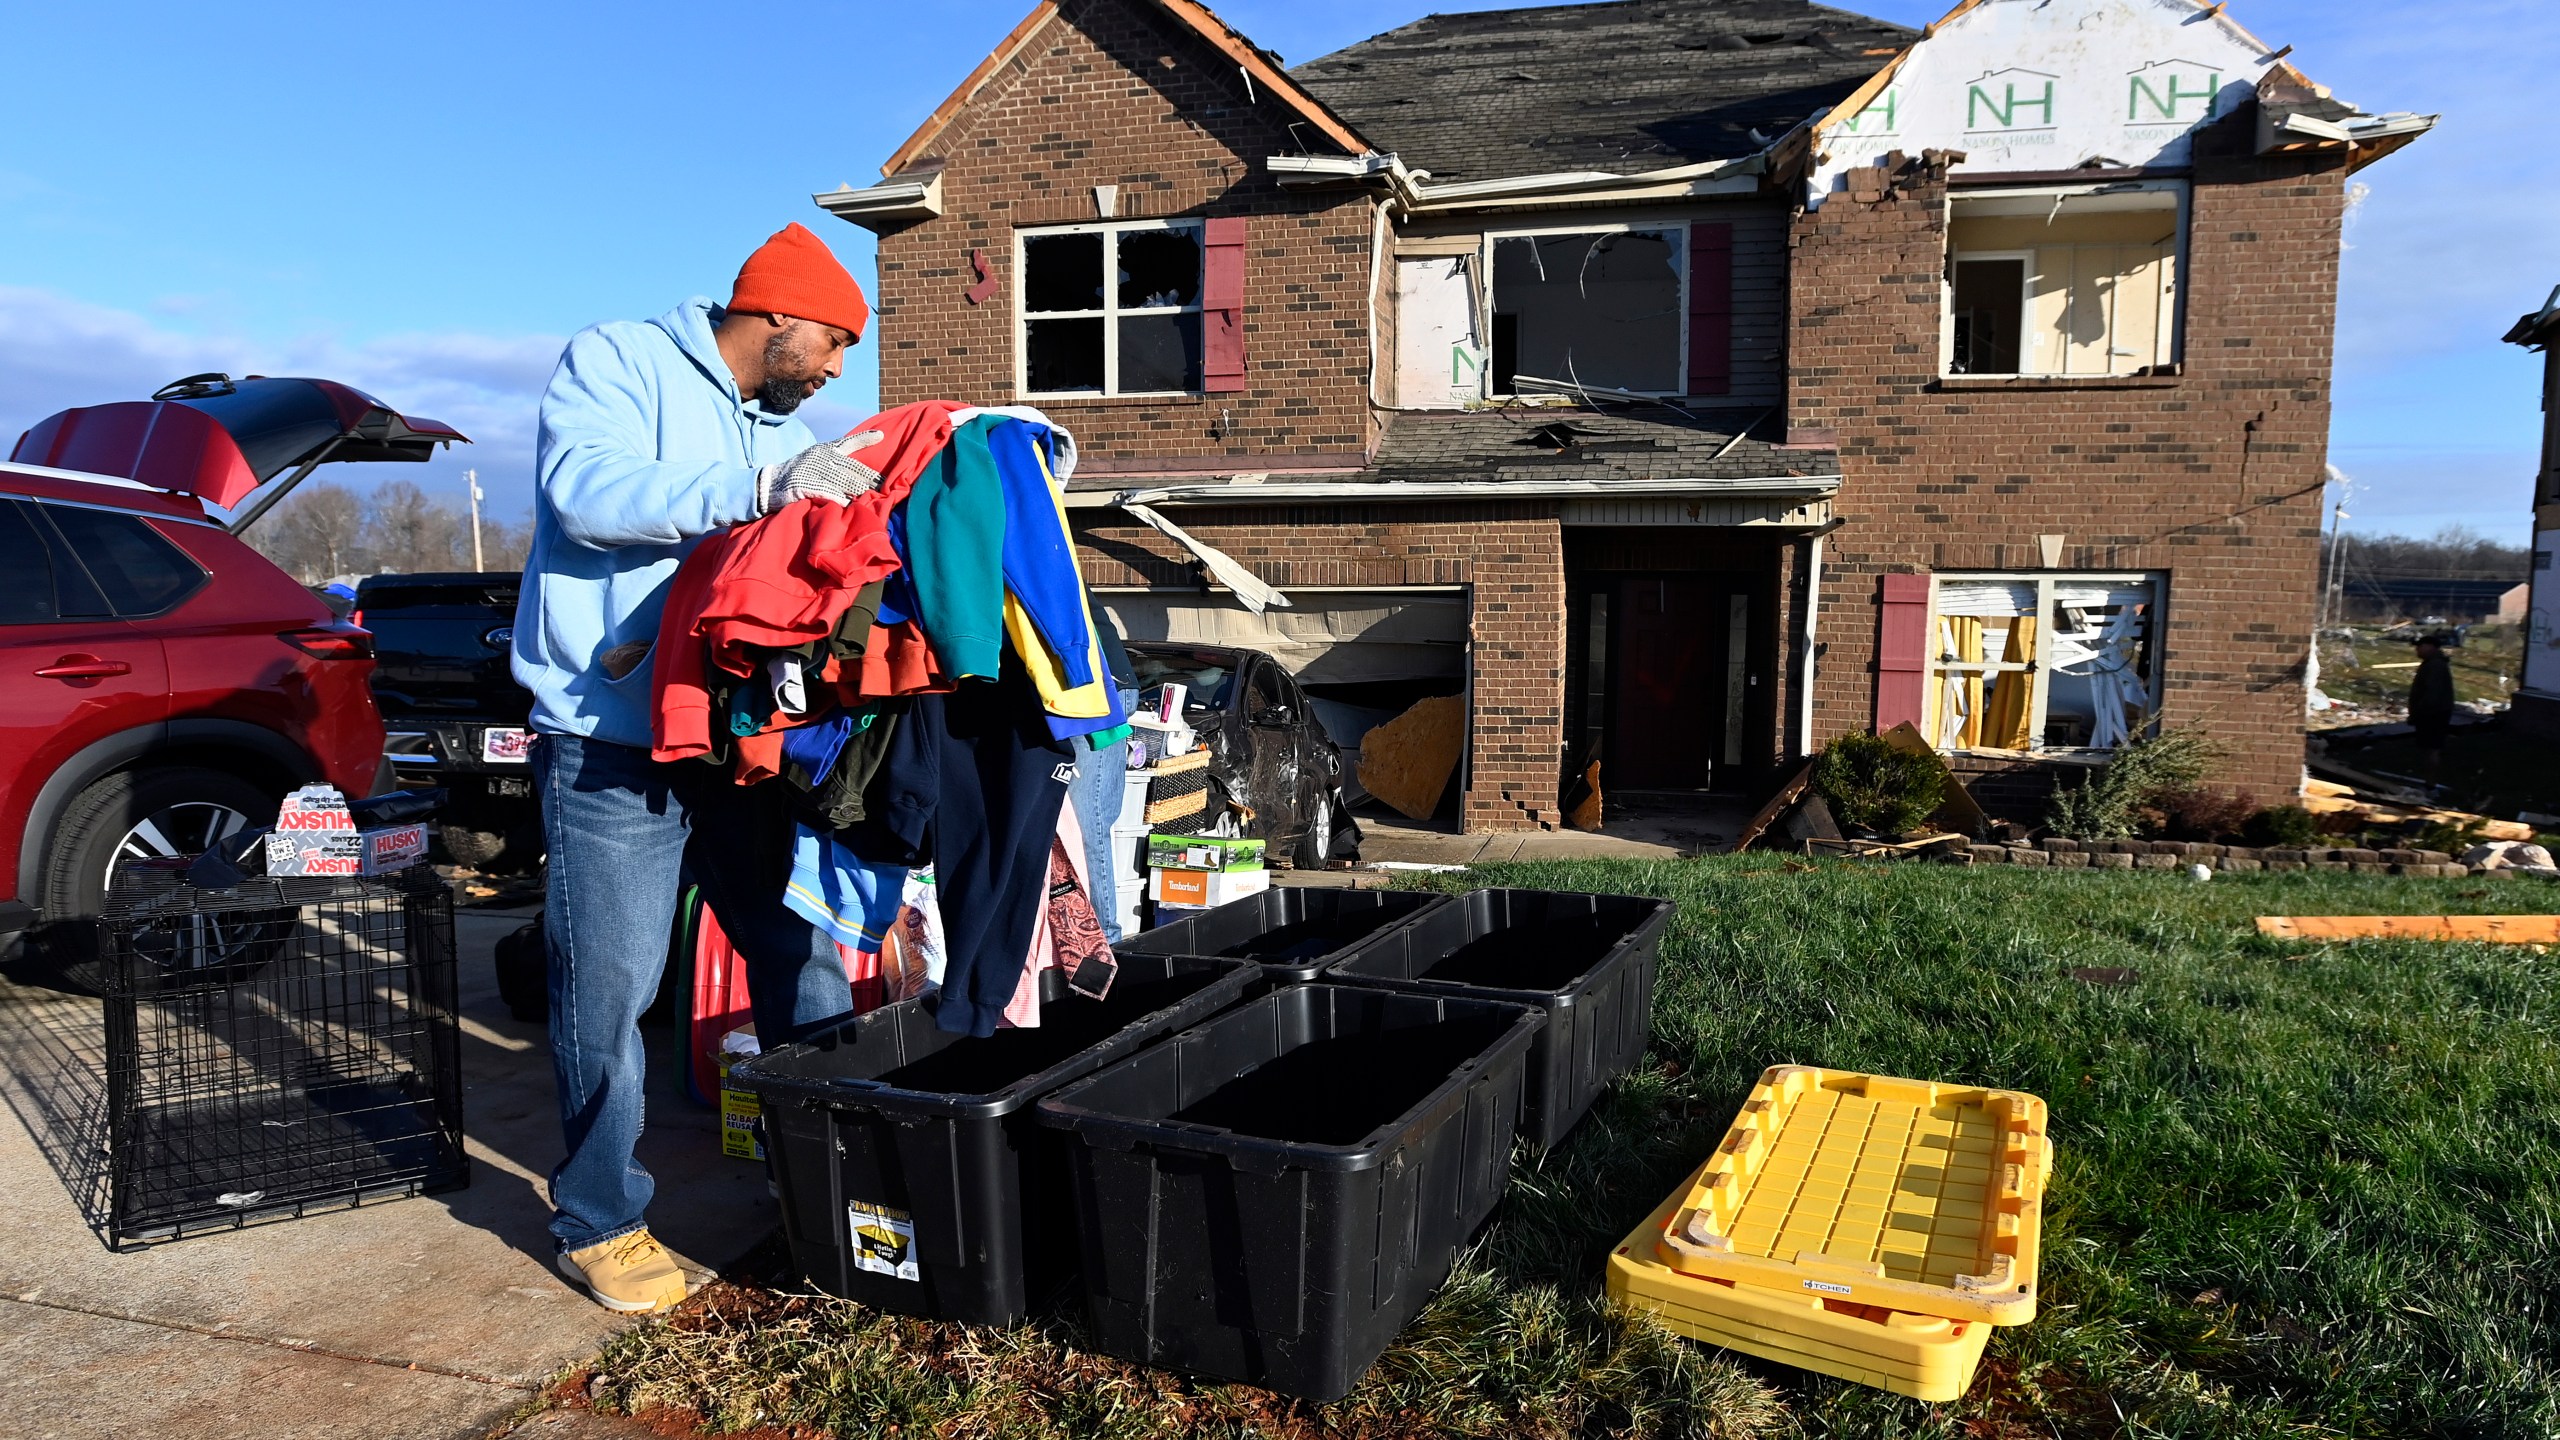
left=1601, top=576, right=1764, bottom=792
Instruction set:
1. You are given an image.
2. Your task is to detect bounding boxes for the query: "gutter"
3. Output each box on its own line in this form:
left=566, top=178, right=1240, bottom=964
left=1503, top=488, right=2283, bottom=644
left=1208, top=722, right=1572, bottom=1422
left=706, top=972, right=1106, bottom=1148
left=1269, top=149, right=1769, bottom=215
left=812, top=173, right=945, bottom=233
left=1066, top=474, right=1843, bottom=508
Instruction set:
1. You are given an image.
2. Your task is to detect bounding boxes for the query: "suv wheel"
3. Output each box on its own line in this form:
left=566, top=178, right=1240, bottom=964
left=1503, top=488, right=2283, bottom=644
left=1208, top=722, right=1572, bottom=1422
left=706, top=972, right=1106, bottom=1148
left=42, top=766, right=278, bottom=919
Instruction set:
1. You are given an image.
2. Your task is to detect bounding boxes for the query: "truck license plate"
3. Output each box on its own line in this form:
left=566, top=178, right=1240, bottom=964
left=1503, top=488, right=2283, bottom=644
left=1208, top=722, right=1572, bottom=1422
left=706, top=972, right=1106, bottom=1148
left=480, top=727, right=532, bottom=764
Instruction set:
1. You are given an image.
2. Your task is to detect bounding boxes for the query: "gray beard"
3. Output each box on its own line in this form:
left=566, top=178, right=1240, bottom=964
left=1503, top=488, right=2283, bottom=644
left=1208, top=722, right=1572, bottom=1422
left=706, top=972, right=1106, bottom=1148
left=755, top=375, right=816, bottom=414
left=756, top=328, right=817, bottom=414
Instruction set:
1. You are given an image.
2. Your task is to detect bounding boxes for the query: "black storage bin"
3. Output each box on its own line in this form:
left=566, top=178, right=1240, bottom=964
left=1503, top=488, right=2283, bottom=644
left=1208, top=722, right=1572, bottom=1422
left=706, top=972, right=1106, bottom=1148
left=1118, top=888, right=1449, bottom=984
left=735, top=954, right=1255, bottom=1325
left=79, top=867, right=467, bottom=1248
left=1034, top=984, right=1544, bottom=1401
left=1323, top=888, right=1673, bottom=1148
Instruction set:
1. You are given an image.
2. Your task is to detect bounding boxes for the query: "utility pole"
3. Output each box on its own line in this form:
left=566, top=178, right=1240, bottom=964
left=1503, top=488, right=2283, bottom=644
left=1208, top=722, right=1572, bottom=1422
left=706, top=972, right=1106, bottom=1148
left=2320, top=465, right=2353, bottom=634
left=464, top=469, right=485, bottom=572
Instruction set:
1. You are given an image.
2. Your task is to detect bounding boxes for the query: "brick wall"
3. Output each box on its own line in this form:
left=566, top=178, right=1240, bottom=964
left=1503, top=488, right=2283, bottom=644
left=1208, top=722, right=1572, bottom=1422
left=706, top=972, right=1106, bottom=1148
left=1072, top=504, right=1567, bottom=830
left=1788, top=113, right=2349, bottom=803
left=872, top=0, right=1378, bottom=464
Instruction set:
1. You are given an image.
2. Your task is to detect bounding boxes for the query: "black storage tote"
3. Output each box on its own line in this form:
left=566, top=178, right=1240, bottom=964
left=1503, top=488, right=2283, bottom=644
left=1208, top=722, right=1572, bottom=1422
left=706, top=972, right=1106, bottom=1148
left=735, top=954, right=1254, bottom=1325
left=1324, top=888, right=1672, bottom=1148
left=1117, top=887, right=1448, bottom=984
left=1034, top=984, right=1544, bottom=1401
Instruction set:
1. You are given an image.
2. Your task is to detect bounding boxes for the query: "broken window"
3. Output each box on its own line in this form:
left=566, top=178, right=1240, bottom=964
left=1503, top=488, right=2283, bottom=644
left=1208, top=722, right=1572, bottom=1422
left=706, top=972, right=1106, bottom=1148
left=1945, top=184, right=2183, bottom=376
left=1020, top=220, right=1203, bottom=395
left=1927, top=573, right=2163, bottom=753
left=1490, top=227, right=1685, bottom=395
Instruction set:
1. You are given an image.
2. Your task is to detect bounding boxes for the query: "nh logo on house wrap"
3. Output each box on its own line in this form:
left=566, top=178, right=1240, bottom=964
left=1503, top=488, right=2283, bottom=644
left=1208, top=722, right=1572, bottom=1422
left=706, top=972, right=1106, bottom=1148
left=2126, top=60, right=2224, bottom=126
left=1965, top=69, right=2058, bottom=133
left=1835, top=87, right=1900, bottom=137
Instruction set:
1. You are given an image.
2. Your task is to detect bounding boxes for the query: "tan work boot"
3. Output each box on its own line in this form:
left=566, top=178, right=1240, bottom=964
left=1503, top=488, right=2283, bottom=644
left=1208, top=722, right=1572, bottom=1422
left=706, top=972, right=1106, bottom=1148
left=558, top=1229, right=688, bottom=1314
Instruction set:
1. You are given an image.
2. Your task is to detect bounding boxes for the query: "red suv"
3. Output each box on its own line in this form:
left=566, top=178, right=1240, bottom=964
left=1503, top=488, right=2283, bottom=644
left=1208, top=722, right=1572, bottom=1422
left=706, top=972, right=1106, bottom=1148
left=0, top=375, right=465, bottom=946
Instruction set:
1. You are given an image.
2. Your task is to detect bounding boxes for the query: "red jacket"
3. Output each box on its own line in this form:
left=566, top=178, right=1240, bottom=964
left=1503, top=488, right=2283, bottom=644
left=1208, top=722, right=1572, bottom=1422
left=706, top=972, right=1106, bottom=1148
left=653, top=400, right=971, bottom=763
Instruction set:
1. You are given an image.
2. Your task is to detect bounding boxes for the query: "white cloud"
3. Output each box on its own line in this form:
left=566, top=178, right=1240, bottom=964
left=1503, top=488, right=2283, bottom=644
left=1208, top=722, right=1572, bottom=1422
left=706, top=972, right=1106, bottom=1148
left=0, top=285, right=560, bottom=519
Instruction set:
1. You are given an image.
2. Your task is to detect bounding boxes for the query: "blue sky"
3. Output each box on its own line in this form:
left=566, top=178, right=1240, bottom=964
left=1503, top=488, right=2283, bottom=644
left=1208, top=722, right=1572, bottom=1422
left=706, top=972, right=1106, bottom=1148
left=3, top=0, right=2550, bottom=541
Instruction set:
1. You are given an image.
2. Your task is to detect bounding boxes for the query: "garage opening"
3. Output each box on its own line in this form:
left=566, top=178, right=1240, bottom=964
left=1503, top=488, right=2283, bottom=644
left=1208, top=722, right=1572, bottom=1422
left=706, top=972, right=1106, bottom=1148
left=1096, top=588, right=1468, bottom=811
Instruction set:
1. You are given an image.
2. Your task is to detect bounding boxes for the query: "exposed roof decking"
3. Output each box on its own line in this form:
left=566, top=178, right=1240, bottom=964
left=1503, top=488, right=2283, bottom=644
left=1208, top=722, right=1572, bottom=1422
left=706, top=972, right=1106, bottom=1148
left=1291, top=0, right=1913, bottom=182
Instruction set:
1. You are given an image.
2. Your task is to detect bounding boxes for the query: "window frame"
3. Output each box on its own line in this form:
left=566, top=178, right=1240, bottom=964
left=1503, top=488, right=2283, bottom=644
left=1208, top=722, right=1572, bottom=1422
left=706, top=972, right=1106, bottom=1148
left=1479, top=218, right=1692, bottom=400
left=1924, top=569, right=2168, bottom=757
left=1940, top=179, right=2190, bottom=380
left=1014, top=217, right=1207, bottom=400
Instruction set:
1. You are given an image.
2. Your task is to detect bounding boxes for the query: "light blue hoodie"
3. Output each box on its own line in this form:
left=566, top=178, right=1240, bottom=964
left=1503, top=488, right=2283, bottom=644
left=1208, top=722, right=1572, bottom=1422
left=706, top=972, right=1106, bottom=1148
left=510, top=298, right=816, bottom=749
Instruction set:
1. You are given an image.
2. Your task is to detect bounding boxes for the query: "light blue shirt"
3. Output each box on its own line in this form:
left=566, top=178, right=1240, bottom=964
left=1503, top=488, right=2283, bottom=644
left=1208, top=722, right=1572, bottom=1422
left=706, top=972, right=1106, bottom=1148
left=510, top=298, right=815, bottom=748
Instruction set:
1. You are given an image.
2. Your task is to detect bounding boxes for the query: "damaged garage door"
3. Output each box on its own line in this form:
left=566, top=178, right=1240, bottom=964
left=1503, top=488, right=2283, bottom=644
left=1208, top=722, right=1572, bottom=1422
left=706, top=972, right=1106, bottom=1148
left=1096, top=588, right=1465, bottom=685
left=1098, top=588, right=1468, bottom=810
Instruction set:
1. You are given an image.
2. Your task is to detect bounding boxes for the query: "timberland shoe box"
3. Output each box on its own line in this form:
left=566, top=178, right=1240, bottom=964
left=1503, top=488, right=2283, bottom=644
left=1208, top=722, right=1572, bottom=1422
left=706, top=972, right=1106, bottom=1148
left=1147, top=835, right=1267, bottom=872
left=1150, top=866, right=1272, bottom=909
left=263, top=784, right=429, bottom=877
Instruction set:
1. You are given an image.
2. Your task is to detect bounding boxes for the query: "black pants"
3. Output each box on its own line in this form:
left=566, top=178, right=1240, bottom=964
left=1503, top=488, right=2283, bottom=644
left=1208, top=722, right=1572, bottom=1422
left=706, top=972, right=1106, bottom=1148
left=888, top=665, right=1073, bottom=1036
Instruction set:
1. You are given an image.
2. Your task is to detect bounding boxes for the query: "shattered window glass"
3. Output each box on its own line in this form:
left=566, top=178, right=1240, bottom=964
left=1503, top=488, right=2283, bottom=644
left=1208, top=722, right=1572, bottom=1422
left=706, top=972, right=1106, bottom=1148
left=1118, top=314, right=1201, bottom=392
left=1026, top=317, right=1106, bottom=393
left=1019, top=222, right=1204, bottom=395
left=1023, top=233, right=1103, bottom=313
left=1117, top=228, right=1201, bottom=308
left=1490, top=228, right=1684, bottom=394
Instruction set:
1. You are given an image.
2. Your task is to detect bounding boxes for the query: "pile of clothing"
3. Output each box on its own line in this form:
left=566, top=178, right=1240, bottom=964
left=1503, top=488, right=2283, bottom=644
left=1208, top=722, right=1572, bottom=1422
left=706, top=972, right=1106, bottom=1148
left=648, top=401, right=1125, bottom=1037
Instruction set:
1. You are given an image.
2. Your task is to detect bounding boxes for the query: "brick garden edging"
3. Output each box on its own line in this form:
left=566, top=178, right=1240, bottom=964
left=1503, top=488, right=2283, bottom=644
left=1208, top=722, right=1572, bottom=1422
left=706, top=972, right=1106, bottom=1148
left=1964, top=839, right=2491, bottom=878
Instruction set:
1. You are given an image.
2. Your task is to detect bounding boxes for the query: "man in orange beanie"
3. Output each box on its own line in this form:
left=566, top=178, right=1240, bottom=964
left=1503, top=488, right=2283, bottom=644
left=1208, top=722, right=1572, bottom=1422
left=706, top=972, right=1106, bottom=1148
left=510, top=223, right=878, bottom=1315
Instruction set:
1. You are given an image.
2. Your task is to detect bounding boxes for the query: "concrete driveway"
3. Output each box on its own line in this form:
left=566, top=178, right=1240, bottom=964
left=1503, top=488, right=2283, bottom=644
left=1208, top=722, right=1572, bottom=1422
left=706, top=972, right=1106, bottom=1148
left=0, top=900, right=769, bottom=1439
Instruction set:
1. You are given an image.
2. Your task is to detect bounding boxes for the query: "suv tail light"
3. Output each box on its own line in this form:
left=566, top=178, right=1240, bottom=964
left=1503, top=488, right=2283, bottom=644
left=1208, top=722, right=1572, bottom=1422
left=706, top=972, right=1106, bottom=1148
left=282, top=623, right=374, bottom=660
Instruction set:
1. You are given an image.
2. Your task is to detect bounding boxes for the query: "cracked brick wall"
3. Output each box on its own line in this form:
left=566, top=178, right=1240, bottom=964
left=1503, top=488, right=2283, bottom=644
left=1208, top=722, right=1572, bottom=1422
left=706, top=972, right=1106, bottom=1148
left=1787, top=115, right=2350, bottom=802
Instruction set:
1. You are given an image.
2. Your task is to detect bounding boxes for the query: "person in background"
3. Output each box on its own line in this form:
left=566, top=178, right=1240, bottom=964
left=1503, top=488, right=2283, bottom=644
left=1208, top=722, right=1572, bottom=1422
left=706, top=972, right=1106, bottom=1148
left=2408, top=632, right=2456, bottom=784
left=510, top=224, right=878, bottom=1313
left=1068, top=598, right=1141, bottom=940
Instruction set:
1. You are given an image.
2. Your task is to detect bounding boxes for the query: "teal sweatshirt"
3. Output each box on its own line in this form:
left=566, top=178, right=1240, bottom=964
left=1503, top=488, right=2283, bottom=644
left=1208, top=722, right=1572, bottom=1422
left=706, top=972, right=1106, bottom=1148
left=902, top=416, right=1009, bottom=681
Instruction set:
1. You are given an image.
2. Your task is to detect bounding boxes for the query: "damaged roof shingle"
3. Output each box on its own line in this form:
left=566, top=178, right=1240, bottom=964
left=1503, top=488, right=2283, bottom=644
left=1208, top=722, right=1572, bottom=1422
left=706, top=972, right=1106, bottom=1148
left=1290, top=0, right=1913, bottom=183
left=1367, top=406, right=1834, bottom=483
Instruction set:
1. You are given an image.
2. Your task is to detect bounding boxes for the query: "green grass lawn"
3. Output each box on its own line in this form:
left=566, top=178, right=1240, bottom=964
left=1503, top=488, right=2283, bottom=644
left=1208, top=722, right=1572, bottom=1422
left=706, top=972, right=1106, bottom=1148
left=581, top=860, right=2560, bottom=1438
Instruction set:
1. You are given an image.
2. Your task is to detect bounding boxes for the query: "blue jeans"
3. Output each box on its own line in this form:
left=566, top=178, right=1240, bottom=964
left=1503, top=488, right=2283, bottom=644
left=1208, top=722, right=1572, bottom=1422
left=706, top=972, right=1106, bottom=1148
left=1068, top=689, right=1138, bottom=941
left=535, top=733, right=853, bottom=1252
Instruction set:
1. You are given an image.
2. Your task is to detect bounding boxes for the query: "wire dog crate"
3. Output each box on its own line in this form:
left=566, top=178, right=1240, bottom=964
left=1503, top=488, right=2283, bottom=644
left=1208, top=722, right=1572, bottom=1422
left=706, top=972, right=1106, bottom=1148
left=79, top=866, right=467, bottom=1247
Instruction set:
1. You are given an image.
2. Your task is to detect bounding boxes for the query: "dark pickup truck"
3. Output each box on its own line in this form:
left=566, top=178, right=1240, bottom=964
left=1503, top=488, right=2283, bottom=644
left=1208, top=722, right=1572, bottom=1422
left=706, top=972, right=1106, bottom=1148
left=355, top=571, right=540, bottom=870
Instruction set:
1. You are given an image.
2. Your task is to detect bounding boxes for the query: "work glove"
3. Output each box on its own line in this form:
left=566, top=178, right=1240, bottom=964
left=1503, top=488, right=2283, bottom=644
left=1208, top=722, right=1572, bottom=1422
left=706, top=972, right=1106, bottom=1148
left=756, top=430, right=885, bottom=513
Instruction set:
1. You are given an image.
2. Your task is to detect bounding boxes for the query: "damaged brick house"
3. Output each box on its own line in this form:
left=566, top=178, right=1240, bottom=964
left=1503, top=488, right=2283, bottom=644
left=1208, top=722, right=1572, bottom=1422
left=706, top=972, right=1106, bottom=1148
left=814, top=0, right=2431, bottom=832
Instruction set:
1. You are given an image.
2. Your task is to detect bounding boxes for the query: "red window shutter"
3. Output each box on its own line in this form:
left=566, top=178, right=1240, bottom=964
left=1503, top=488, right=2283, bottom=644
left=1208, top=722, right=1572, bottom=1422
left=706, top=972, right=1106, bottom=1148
left=1687, top=221, right=1734, bottom=396
left=1202, top=216, right=1247, bottom=393
left=1875, top=572, right=1931, bottom=734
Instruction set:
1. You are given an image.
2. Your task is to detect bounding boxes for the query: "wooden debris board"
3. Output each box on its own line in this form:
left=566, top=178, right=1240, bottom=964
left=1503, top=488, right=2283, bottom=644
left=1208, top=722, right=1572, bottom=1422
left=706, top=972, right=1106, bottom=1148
left=1732, top=760, right=1815, bottom=852
left=1877, top=722, right=1989, bottom=837
left=1357, top=694, right=1466, bottom=820
left=2256, top=915, right=2560, bottom=943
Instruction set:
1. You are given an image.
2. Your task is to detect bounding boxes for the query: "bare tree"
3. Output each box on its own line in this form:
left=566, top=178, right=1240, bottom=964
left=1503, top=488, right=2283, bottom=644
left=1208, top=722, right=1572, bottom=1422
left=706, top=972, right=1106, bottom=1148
left=364, top=479, right=465, bottom=574
left=246, top=482, right=368, bottom=581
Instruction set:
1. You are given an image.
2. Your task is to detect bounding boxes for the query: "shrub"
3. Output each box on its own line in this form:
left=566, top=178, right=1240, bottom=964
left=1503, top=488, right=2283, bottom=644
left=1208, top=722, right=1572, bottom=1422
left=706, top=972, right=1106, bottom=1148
left=2246, top=803, right=2325, bottom=849
left=2151, top=787, right=2259, bottom=842
left=2048, top=726, right=2222, bottom=841
left=1812, top=732, right=1945, bottom=837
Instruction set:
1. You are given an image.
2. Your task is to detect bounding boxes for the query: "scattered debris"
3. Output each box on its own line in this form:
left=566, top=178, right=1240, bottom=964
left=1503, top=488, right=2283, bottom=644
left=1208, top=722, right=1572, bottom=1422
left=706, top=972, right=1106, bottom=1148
left=2301, top=777, right=2535, bottom=841
left=2256, top=915, right=2560, bottom=943
left=1356, top=695, right=1465, bottom=820
left=1877, top=723, right=1989, bottom=837
left=2462, top=840, right=2555, bottom=871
